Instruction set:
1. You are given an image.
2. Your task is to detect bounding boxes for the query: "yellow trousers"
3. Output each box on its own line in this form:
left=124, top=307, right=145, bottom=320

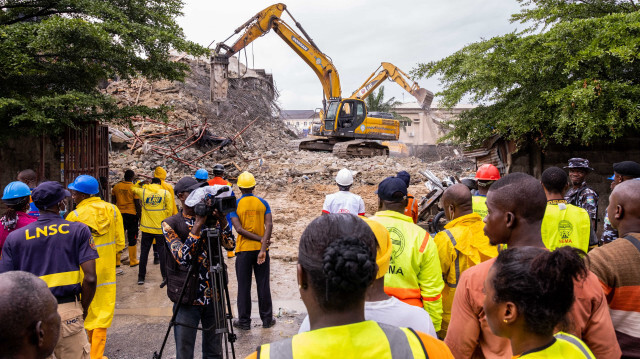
left=87, top=328, right=108, bottom=359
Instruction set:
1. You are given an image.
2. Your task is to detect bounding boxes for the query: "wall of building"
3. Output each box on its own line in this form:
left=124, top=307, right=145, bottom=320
left=0, top=135, right=61, bottom=191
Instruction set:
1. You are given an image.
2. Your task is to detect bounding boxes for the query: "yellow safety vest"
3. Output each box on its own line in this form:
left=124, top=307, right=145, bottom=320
left=472, top=195, right=488, bottom=219
left=256, top=321, right=431, bottom=359
left=517, top=332, right=595, bottom=358
left=131, top=184, right=175, bottom=234
left=433, top=212, right=498, bottom=335
left=369, top=210, right=444, bottom=331
left=66, top=197, right=125, bottom=330
left=541, top=201, right=590, bottom=253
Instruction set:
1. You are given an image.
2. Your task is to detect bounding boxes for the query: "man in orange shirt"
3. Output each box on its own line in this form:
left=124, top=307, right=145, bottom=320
left=207, top=164, right=232, bottom=186
left=397, top=171, right=419, bottom=223
left=111, top=169, right=140, bottom=267
left=445, top=173, right=620, bottom=359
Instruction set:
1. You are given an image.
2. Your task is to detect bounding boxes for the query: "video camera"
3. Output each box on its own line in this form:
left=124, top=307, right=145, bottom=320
left=187, top=185, right=237, bottom=218
left=194, top=193, right=237, bottom=217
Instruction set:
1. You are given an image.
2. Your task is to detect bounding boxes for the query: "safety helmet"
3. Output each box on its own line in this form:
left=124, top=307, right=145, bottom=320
left=212, top=163, right=225, bottom=175
left=335, top=168, right=354, bottom=186
left=237, top=171, right=256, bottom=189
left=2, top=181, right=32, bottom=201
left=195, top=168, right=209, bottom=180
left=68, top=175, right=100, bottom=195
left=475, top=164, right=501, bottom=181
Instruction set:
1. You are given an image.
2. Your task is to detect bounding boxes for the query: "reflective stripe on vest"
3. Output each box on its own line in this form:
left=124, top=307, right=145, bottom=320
left=39, top=270, right=82, bottom=288
left=554, top=333, right=594, bottom=358
left=443, top=229, right=460, bottom=288
left=259, top=323, right=427, bottom=359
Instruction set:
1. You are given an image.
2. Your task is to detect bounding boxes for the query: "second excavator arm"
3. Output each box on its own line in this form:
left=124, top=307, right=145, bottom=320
left=213, top=3, right=341, bottom=103
left=350, top=62, right=433, bottom=109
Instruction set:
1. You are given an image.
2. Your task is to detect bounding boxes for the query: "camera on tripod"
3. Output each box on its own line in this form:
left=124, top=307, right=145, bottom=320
left=194, top=193, right=237, bottom=217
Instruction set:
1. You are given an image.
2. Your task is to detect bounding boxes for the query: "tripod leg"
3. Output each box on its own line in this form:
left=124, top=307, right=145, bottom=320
left=153, top=260, right=200, bottom=359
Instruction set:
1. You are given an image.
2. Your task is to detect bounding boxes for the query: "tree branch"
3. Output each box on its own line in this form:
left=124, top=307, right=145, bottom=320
left=2, top=7, right=80, bottom=25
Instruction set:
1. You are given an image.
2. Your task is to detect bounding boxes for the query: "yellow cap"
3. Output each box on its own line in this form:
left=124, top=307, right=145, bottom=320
left=237, top=171, right=256, bottom=189
left=361, top=217, right=392, bottom=279
left=154, top=166, right=167, bottom=180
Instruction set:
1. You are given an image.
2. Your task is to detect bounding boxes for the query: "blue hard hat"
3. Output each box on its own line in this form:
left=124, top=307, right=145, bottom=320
left=2, top=181, right=32, bottom=201
left=195, top=168, right=209, bottom=180
left=608, top=174, right=615, bottom=180
left=68, top=175, right=99, bottom=195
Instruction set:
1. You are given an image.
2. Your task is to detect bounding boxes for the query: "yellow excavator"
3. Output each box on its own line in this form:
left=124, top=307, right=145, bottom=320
left=212, top=3, right=432, bottom=157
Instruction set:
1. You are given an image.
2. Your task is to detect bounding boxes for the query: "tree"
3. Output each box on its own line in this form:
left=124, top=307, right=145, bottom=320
left=413, top=0, right=640, bottom=148
left=365, top=86, right=411, bottom=127
left=0, top=0, right=207, bottom=137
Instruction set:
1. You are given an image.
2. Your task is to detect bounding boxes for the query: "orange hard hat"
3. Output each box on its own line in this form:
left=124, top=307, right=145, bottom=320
left=475, top=164, right=501, bottom=180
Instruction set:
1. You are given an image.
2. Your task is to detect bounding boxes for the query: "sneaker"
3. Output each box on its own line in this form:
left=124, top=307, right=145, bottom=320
left=137, top=279, right=144, bottom=285
left=116, top=268, right=124, bottom=276
left=262, top=317, right=276, bottom=329
left=159, top=278, right=167, bottom=288
left=233, top=320, right=250, bottom=331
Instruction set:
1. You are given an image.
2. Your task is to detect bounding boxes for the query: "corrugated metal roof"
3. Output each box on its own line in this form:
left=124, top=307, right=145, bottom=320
left=280, top=110, right=316, bottom=120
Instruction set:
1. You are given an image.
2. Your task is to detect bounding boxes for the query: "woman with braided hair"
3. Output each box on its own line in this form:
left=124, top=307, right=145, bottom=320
left=247, top=214, right=453, bottom=359
left=483, top=246, right=596, bottom=358
left=0, top=182, right=36, bottom=254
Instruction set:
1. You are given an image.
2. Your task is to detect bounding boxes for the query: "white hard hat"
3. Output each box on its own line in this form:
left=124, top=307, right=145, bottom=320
left=335, top=168, right=354, bottom=186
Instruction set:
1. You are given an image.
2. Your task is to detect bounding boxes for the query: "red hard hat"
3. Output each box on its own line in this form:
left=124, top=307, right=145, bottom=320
left=475, top=164, right=501, bottom=180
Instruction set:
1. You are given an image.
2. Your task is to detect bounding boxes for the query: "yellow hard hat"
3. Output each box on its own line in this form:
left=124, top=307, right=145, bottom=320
left=237, top=171, right=256, bottom=188
left=361, top=217, right=392, bottom=279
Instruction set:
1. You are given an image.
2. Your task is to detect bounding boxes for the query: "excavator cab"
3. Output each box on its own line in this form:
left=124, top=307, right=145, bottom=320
left=324, top=99, right=366, bottom=133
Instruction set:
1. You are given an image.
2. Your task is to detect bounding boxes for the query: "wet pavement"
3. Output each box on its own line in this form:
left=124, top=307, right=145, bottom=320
left=105, top=254, right=305, bottom=359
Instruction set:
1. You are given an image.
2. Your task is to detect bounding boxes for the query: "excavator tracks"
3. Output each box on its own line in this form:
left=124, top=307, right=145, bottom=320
left=332, top=140, right=389, bottom=158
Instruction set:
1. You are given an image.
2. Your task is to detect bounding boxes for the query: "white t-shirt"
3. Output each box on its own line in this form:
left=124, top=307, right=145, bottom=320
left=298, top=296, right=437, bottom=337
left=322, top=191, right=365, bottom=215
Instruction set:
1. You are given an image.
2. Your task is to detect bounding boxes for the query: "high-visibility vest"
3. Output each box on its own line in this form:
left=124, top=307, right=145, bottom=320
left=472, top=195, right=488, bottom=219
left=518, top=332, right=595, bottom=358
left=256, top=321, right=452, bottom=359
left=131, top=184, right=175, bottom=234
left=370, top=210, right=444, bottom=331
left=541, top=201, right=590, bottom=253
left=66, top=197, right=125, bottom=330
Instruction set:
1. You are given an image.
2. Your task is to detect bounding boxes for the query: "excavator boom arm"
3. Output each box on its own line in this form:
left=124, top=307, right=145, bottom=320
left=215, top=3, right=341, bottom=101
left=350, top=62, right=433, bottom=108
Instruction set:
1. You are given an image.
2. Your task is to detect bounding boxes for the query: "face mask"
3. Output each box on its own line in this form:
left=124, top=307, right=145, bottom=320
left=59, top=202, right=68, bottom=218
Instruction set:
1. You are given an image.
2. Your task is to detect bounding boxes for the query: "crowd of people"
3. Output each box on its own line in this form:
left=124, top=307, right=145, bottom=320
left=0, top=158, right=638, bottom=359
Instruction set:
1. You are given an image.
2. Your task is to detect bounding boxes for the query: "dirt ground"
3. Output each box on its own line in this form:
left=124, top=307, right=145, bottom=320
left=105, top=181, right=433, bottom=359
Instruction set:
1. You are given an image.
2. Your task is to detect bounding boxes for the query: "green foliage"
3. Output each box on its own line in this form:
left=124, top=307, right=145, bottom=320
left=0, top=0, right=207, bottom=137
left=365, top=86, right=412, bottom=127
left=413, top=0, right=640, bottom=147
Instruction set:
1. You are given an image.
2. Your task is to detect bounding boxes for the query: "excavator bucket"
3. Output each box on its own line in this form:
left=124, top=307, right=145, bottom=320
left=210, top=55, right=229, bottom=102
left=412, top=88, right=434, bottom=109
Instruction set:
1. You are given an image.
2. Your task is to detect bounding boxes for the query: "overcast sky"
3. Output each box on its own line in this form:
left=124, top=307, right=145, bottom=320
left=177, top=1, right=524, bottom=110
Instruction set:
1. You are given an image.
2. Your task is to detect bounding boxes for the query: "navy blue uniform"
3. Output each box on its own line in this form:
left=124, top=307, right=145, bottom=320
left=0, top=212, right=98, bottom=297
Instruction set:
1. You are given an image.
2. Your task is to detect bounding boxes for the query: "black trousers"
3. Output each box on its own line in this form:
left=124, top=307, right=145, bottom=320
left=235, top=250, right=272, bottom=325
left=139, top=232, right=167, bottom=281
left=121, top=213, right=139, bottom=247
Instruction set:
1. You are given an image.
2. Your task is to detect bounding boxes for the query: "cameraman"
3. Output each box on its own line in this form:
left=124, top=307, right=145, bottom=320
left=161, top=177, right=235, bottom=359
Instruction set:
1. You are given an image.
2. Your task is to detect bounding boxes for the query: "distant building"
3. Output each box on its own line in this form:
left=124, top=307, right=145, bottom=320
left=280, top=110, right=318, bottom=137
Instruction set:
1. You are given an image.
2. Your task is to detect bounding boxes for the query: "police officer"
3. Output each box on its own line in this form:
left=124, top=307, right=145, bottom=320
left=564, top=158, right=599, bottom=229
left=601, top=161, right=640, bottom=244
left=0, top=181, right=98, bottom=359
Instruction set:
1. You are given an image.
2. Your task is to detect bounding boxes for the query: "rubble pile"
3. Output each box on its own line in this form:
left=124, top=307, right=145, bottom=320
left=105, top=56, right=297, bottom=183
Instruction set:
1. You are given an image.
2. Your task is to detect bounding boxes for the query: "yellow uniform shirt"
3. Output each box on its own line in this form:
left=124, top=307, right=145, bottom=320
left=230, top=194, right=271, bottom=252
left=131, top=184, right=175, bottom=235
left=472, top=195, right=488, bottom=219
left=433, top=212, right=498, bottom=336
left=111, top=181, right=138, bottom=215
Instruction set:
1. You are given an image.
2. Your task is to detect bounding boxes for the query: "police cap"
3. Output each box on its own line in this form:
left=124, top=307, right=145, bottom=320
left=564, top=158, right=593, bottom=171
left=613, top=161, right=640, bottom=178
left=31, top=181, right=70, bottom=210
left=375, top=177, right=407, bottom=202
